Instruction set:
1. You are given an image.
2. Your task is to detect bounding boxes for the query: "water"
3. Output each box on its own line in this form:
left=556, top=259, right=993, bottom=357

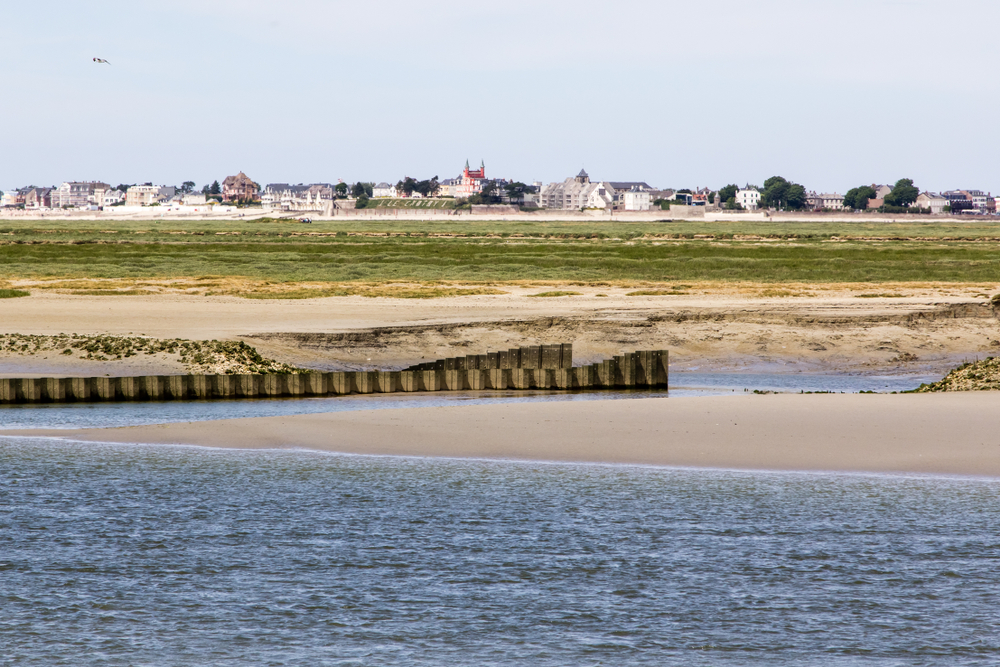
left=669, top=371, right=941, bottom=396
left=2, top=439, right=1000, bottom=666
left=0, top=371, right=939, bottom=430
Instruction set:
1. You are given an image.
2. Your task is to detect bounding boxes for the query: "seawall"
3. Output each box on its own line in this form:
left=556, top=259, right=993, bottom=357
left=0, top=345, right=668, bottom=404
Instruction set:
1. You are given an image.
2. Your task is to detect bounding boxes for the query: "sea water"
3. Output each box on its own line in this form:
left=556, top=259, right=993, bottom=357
left=2, top=436, right=999, bottom=666
left=0, top=370, right=939, bottom=430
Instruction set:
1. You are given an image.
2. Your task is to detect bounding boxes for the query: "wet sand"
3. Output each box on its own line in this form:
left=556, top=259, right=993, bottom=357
left=7, top=393, right=1000, bottom=477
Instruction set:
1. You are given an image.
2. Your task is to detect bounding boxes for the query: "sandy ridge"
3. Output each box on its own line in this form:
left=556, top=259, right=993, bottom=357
left=8, top=394, right=1000, bottom=477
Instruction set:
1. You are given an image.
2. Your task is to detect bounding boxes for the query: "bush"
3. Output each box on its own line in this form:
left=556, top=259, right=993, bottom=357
left=0, top=289, right=29, bottom=298
left=355, top=195, right=369, bottom=210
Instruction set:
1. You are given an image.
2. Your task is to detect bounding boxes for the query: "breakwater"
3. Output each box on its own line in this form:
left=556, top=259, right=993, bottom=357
left=0, top=344, right=668, bottom=404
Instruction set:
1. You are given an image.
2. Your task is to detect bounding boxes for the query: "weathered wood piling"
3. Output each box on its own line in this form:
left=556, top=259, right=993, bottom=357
left=0, top=344, right=668, bottom=404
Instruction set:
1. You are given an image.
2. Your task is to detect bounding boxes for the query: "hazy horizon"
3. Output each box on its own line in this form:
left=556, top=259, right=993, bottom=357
left=4, top=0, right=998, bottom=194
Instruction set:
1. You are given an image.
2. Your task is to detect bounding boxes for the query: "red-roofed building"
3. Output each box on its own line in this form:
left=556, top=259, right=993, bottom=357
left=457, top=160, right=486, bottom=198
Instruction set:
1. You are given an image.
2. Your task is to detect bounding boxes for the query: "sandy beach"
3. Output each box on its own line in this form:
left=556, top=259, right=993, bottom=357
left=2, top=287, right=998, bottom=377
left=8, top=393, right=1000, bottom=477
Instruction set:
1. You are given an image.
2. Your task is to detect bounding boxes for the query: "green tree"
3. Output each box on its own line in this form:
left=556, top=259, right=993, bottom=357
left=180, top=181, right=196, bottom=194
left=335, top=183, right=348, bottom=198
left=724, top=197, right=742, bottom=210
left=884, top=178, right=919, bottom=207
left=351, top=182, right=368, bottom=198
left=354, top=194, right=369, bottom=209
left=480, top=181, right=501, bottom=204
left=761, top=176, right=807, bottom=210
left=717, top=184, right=739, bottom=203
left=843, top=186, right=877, bottom=210
left=209, top=180, right=221, bottom=195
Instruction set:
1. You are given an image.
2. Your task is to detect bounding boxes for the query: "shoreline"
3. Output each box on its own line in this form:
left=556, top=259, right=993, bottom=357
left=6, top=393, right=1000, bottom=477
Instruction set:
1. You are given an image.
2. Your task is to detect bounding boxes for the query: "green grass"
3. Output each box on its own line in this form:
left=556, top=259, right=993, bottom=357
left=2, top=219, right=1000, bottom=284
left=0, top=289, right=29, bottom=298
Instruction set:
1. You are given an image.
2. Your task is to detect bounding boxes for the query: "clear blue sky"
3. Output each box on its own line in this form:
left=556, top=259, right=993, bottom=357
left=3, top=0, right=998, bottom=194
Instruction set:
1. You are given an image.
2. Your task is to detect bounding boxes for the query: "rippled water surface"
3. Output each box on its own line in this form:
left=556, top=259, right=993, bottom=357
left=3, top=438, right=999, bottom=665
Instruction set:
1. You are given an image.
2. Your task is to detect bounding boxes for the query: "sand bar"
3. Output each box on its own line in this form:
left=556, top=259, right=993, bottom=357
left=6, top=393, right=1000, bottom=477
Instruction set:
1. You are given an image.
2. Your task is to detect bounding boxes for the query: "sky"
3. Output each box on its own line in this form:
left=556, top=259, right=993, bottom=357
left=3, top=0, right=999, bottom=194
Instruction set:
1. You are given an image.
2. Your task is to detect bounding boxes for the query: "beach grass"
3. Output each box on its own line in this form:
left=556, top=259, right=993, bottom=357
left=0, top=288, right=30, bottom=298
left=3, top=218, right=1000, bottom=285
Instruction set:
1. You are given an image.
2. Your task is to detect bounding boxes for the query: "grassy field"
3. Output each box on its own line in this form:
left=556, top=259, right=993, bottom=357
left=2, top=218, right=1000, bottom=285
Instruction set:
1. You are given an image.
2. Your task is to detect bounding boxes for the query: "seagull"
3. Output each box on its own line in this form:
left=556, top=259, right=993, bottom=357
left=93, top=57, right=110, bottom=65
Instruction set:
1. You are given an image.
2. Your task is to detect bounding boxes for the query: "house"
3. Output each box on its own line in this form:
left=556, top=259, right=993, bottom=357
left=1, top=190, right=22, bottom=207
left=736, top=187, right=761, bottom=210
left=222, top=172, right=259, bottom=202
left=372, top=182, right=398, bottom=198
left=125, top=185, right=176, bottom=206
left=437, top=178, right=459, bottom=197
left=50, top=182, right=110, bottom=208
left=538, top=169, right=615, bottom=210
left=943, top=190, right=975, bottom=214
left=182, top=193, right=206, bottom=206
left=914, top=192, right=948, bottom=214
left=622, top=187, right=651, bottom=211
left=805, top=192, right=845, bottom=210
left=102, top=189, right=125, bottom=207
left=872, top=184, right=893, bottom=199
left=609, top=181, right=654, bottom=209
left=457, top=160, right=486, bottom=198
left=261, top=183, right=333, bottom=211
left=23, top=187, right=53, bottom=209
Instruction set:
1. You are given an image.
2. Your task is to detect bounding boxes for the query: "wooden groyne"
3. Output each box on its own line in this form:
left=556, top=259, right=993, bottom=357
left=0, top=344, right=668, bottom=404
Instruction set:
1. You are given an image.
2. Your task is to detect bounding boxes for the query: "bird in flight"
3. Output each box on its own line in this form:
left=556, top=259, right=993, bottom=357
left=93, top=57, right=110, bottom=65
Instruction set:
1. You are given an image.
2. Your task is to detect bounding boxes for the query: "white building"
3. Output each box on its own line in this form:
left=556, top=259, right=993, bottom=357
left=51, top=181, right=111, bottom=208
left=622, top=187, right=651, bottom=211
left=261, top=184, right=333, bottom=211
left=372, top=182, right=398, bottom=198
left=736, top=187, right=762, bottom=210
left=539, top=170, right=616, bottom=210
left=1, top=190, right=19, bottom=207
left=126, top=185, right=176, bottom=207
left=915, top=192, right=948, bottom=214
left=102, top=189, right=125, bottom=207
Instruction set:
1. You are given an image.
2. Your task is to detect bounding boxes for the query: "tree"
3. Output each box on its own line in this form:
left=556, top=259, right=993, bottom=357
left=209, top=180, right=221, bottom=195
left=351, top=182, right=368, bottom=198
left=477, top=181, right=506, bottom=204
left=180, top=181, right=196, bottom=194
left=355, top=194, right=369, bottom=209
left=114, top=184, right=133, bottom=194
left=761, top=176, right=807, bottom=210
left=843, top=186, right=877, bottom=210
left=717, top=184, right=739, bottom=203
left=335, top=183, right=348, bottom=198
left=884, top=178, right=919, bottom=208
left=504, top=181, right=532, bottom=204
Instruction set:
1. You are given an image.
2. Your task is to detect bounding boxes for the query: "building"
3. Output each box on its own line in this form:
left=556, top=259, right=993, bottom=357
left=222, top=172, right=259, bottom=202
left=182, top=193, right=207, bottom=206
left=261, top=183, right=333, bottom=211
left=914, top=192, right=948, bottom=214
left=622, top=187, right=651, bottom=211
left=805, top=192, right=845, bottom=210
left=372, top=182, right=398, bottom=198
left=872, top=184, right=893, bottom=199
left=126, top=185, right=176, bottom=206
left=50, top=181, right=110, bottom=208
left=102, top=189, right=125, bottom=207
left=943, top=190, right=976, bottom=214
left=456, top=160, right=486, bottom=198
left=2, top=190, right=22, bottom=207
left=736, top=187, right=761, bottom=210
left=538, top=169, right=615, bottom=210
